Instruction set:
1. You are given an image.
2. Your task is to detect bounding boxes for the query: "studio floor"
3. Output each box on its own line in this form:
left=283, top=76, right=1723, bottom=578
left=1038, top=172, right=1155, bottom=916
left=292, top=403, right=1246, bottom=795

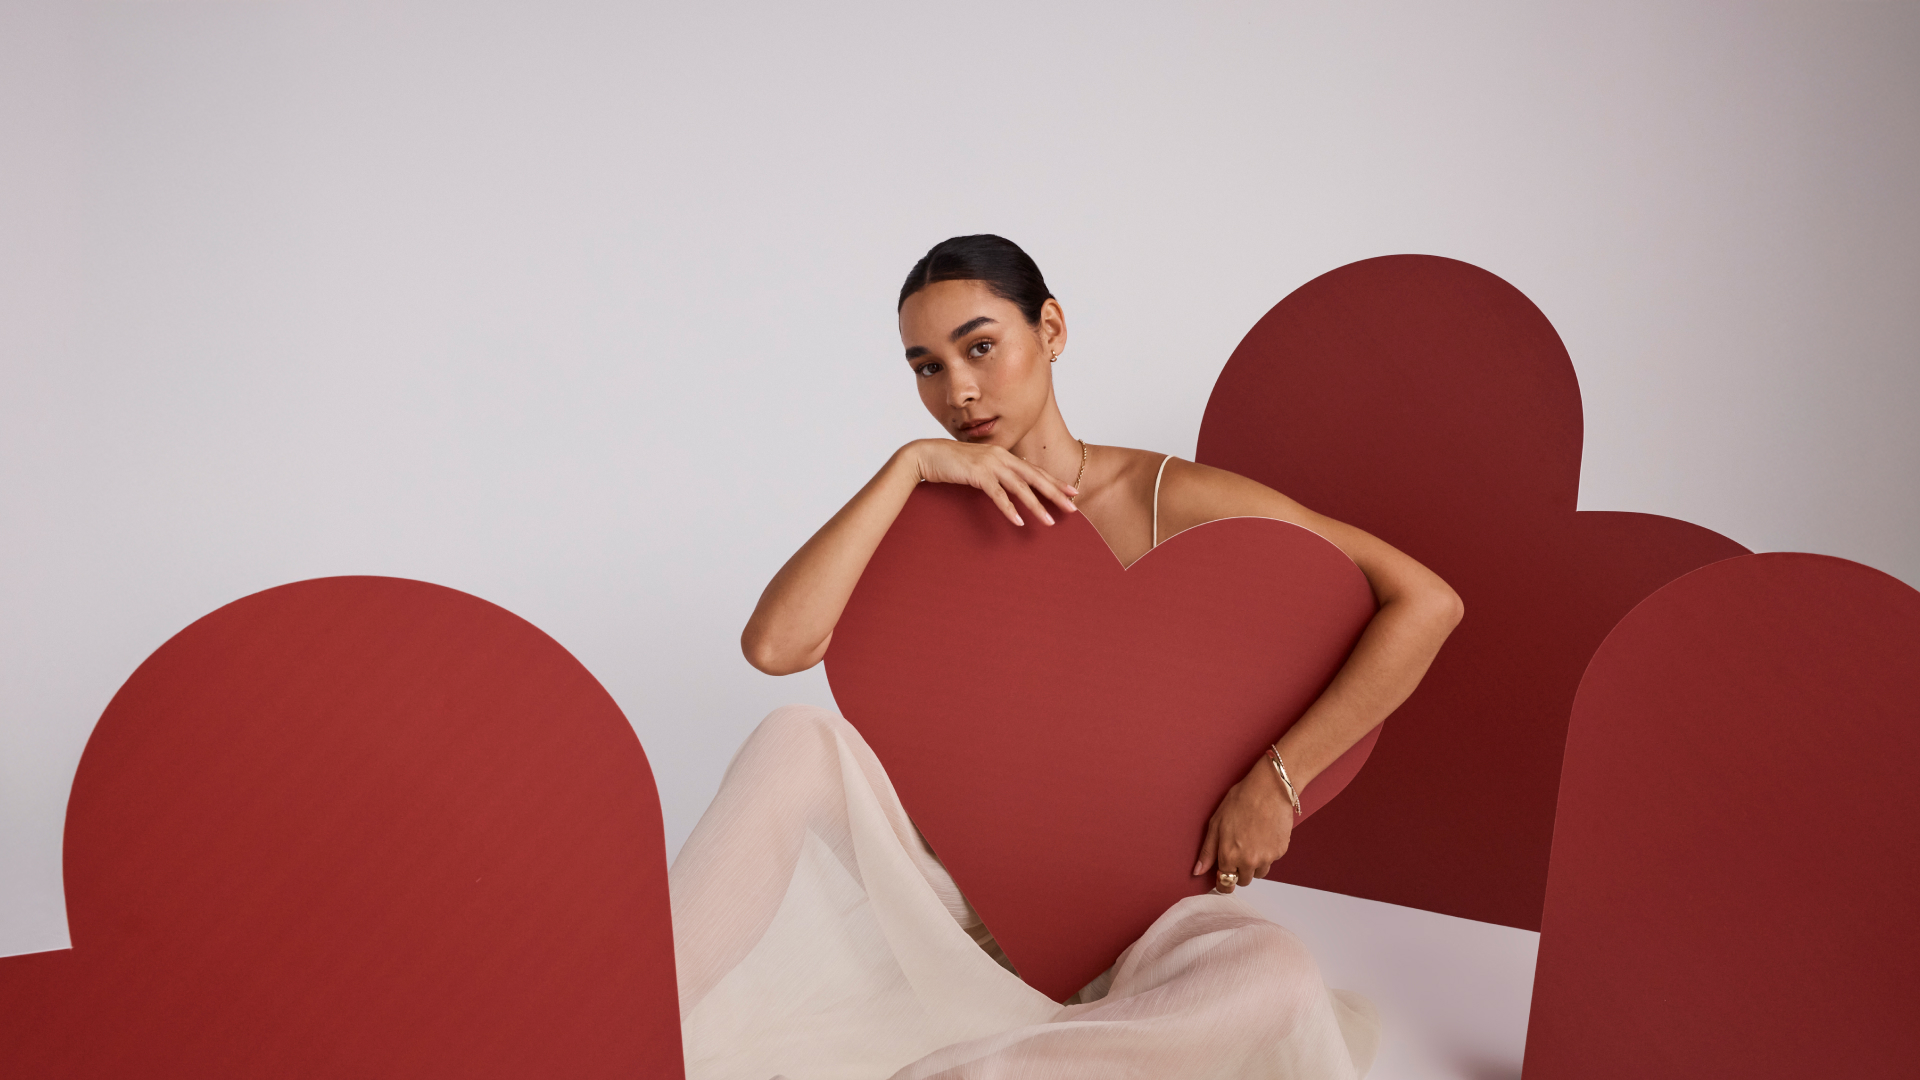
left=1240, top=882, right=1539, bottom=1080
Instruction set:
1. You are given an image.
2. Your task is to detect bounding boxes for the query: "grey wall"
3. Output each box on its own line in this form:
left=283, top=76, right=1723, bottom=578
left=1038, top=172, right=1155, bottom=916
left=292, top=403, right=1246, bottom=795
left=4, top=0, right=1916, bottom=956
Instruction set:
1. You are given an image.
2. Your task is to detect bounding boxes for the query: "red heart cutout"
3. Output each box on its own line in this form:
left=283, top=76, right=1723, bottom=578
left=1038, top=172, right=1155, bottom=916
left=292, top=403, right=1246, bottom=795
left=825, top=483, right=1377, bottom=1001
left=0, top=577, right=683, bottom=1078
left=1198, top=255, right=1750, bottom=929
left=1525, top=553, right=1920, bottom=1078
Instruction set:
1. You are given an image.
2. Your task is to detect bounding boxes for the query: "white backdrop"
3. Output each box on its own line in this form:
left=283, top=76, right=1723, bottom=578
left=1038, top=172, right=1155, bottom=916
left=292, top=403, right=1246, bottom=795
left=4, top=0, right=1916, bottom=958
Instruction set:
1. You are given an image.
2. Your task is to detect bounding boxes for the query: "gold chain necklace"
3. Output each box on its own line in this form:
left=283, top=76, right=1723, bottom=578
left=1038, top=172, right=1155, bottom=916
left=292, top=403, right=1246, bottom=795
left=1071, top=439, right=1088, bottom=502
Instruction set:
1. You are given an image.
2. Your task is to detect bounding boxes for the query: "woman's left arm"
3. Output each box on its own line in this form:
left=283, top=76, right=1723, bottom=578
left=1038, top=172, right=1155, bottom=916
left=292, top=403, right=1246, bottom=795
left=1173, top=460, right=1465, bottom=888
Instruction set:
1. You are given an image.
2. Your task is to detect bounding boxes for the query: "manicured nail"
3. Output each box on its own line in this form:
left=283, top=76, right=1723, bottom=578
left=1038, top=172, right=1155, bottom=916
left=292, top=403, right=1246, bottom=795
left=1041, top=513, right=1054, bottom=525
left=1014, top=515, right=1024, bottom=526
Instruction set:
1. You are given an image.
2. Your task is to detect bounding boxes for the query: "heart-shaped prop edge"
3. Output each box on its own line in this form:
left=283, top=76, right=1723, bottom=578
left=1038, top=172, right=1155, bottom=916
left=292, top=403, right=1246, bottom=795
left=0, top=576, right=684, bottom=1079
left=1525, top=553, right=1920, bottom=1079
left=1198, top=254, right=1750, bottom=929
left=828, top=484, right=1378, bottom=999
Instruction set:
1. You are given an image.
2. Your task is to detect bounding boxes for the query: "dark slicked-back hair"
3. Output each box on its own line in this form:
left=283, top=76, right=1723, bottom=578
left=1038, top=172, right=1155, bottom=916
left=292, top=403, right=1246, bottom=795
left=897, top=234, right=1055, bottom=325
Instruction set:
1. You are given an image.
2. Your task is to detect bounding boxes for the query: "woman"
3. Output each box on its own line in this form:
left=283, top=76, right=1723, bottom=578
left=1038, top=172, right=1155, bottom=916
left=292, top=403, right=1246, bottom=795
left=672, top=235, right=1463, bottom=1079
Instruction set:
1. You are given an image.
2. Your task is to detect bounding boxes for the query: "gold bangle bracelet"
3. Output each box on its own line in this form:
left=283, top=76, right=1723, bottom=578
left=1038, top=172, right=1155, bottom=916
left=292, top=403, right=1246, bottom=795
left=1267, top=745, right=1302, bottom=817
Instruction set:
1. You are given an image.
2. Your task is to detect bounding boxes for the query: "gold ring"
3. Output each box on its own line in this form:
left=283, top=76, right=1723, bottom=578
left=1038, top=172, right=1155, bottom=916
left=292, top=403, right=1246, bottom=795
left=1217, top=871, right=1238, bottom=889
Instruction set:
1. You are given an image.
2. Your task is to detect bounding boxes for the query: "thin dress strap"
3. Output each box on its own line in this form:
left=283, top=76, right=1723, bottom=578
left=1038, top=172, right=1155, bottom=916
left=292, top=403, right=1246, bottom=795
left=1151, top=454, right=1174, bottom=548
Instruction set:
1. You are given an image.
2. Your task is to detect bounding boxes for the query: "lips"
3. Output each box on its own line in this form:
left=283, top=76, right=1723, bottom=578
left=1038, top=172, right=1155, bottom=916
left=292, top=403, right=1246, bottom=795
left=957, top=416, right=997, bottom=439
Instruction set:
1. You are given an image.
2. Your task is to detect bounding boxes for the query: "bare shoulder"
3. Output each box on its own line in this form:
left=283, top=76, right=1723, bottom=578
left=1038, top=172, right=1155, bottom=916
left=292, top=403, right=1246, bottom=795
left=1080, top=444, right=1177, bottom=509
left=1142, top=456, right=1462, bottom=611
left=1155, top=458, right=1319, bottom=535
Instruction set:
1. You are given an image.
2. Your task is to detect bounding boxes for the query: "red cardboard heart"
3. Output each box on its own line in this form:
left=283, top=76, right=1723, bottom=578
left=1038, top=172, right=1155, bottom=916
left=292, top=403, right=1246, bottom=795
left=0, top=577, right=683, bottom=1079
left=825, top=484, right=1378, bottom=1001
left=1525, top=553, right=1920, bottom=1079
left=1198, top=255, right=1750, bottom=929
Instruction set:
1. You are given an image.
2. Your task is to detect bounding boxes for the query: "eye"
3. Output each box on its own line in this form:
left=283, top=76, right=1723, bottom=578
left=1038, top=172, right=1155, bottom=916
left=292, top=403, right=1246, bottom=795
left=967, top=339, right=993, bottom=359
left=914, top=360, right=944, bottom=378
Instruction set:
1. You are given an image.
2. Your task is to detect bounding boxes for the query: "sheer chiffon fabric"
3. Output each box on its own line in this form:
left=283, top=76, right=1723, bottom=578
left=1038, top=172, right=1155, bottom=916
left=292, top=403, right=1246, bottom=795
left=672, top=705, right=1380, bottom=1080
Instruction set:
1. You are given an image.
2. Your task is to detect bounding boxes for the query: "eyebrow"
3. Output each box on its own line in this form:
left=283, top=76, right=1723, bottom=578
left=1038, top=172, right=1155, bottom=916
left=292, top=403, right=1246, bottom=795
left=904, top=316, right=1000, bottom=361
left=948, top=315, right=997, bottom=341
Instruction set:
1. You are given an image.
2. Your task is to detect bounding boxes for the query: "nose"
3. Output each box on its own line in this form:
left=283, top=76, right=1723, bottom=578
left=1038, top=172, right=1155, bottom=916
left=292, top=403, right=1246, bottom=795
left=946, top=368, right=980, bottom=410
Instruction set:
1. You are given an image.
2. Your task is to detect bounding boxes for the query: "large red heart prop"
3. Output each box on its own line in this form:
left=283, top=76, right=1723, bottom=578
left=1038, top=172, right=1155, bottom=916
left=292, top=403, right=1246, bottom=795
left=1525, top=554, right=1920, bottom=1078
left=825, top=483, right=1378, bottom=1001
left=1198, top=255, right=1750, bottom=929
left=0, top=577, right=683, bottom=1078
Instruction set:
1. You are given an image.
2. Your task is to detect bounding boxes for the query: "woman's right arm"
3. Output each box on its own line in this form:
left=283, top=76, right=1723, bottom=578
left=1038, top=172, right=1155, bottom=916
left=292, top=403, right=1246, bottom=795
left=741, top=439, right=1079, bottom=675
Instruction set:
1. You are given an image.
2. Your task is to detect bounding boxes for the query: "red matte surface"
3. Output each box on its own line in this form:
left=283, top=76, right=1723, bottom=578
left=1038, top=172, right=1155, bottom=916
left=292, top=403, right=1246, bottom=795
left=1197, top=255, right=1749, bottom=929
left=0, top=577, right=683, bottom=1079
left=826, top=484, right=1378, bottom=1000
left=1525, top=553, right=1920, bottom=1078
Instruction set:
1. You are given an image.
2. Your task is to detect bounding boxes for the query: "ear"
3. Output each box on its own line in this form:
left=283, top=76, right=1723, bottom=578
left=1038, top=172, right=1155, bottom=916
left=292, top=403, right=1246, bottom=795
left=1038, top=297, right=1068, bottom=359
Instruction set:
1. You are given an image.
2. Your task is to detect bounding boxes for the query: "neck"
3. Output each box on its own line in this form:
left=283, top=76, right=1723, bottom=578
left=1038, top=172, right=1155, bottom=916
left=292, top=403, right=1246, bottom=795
left=1008, top=391, right=1080, bottom=486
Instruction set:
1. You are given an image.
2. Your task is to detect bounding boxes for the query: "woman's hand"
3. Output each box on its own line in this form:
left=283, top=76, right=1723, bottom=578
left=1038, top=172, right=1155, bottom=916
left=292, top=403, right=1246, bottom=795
left=1159, top=458, right=1463, bottom=888
left=741, top=439, right=1080, bottom=676
left=1193, top=758, right=1296, bottom=894
left=905, top=439, right=1080, bottom=528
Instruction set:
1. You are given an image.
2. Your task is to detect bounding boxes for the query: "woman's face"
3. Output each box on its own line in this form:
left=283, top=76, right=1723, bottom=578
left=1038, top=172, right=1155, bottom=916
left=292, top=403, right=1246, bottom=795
left=897, top=279, right=1066, bottom=447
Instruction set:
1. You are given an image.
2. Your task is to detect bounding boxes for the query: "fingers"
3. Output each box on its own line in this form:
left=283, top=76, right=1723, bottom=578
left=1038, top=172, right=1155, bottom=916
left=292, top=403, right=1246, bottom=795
left=1013, top=453, right=1080, bottom=515
left=981, top=473, right=1057, bottom=529
left=992, top=454, right=1077, bottom=525
left=1209, top=833, right=1279, bottom=894
left=1217, top=850, right=1280, bottom=894
left=1193, top=816, right=1219, bottom=877
left=1003, top=476, right=1055, bottom=526
left=982, top=483, right=1025, bottom=527
left=1018, top=464, right=1080, bottom=516
left=1214, top=834, right=1244, bottom=893
left=935, top=444, right=1081, bottom=525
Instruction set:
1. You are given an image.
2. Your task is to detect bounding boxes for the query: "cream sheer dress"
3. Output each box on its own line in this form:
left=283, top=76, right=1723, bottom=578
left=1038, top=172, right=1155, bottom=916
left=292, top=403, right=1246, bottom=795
left=673, top=461, right=1380, bottom=1079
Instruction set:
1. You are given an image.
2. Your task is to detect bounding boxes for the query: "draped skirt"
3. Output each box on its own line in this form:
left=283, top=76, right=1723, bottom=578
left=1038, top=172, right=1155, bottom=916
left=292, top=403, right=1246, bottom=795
left=671, top=705, right=1380, bottom=1080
